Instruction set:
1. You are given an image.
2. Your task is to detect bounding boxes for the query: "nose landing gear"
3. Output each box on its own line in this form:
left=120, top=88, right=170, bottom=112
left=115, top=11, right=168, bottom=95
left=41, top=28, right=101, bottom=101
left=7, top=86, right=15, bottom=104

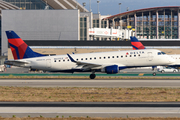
left=152, top=72, right=156, bottom=76
left=152, top=66, right=157, bottom=76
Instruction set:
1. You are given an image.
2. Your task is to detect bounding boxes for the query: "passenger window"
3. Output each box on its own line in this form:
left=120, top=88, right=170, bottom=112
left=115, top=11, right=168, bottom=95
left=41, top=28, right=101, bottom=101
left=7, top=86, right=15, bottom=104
left=142, top=51, right=144, bottom=53
left=90, top=58, right=92, bottom=60
left=94, top=57, right=96, bottom=59
left=81, top=58, right=83, bottom=60
left=112, top=56, right=114, bottom=58
left=139, top=54, right=140, bottom=56
left=134, top=55, right=136, bottom=57
left=63, top=60, right=65, bottom=62
left=99, top=57, right=101, bottom=59
left=76, top=59, right=78, bottom=61
left=104, top=57, right=106, bottom=59
left=59, top=60, right=61, bottom=62
left=121, top=56, right=123, bottom=58
left=117, top=56, right=119, bottom=58
left=54, top=60, right=56, bottom=62
left=67, top=59, right=69, bottom=61
left=125, top=55, right=127, bottom=57
left=130, top=55, right=132, bottom=57
left=86, top=58, right=87, bottom=60
left=108, top=56, right=110, bottom=59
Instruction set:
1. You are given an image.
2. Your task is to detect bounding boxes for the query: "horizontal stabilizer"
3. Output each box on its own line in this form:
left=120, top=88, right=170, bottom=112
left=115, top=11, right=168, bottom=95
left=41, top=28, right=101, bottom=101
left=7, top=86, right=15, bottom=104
left=4, top=60, right=30, bottom=66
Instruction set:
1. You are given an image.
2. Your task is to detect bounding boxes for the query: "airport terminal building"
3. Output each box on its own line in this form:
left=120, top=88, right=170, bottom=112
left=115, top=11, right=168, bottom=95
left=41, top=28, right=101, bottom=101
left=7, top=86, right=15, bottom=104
left=104, top=6, right=180, bottom=39
left=1, top=0, right=180, bottom=59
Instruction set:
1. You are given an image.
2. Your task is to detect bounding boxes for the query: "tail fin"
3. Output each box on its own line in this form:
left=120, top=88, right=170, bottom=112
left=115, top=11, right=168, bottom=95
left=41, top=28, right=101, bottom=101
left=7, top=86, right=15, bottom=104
left=130, top=36, right=146, bottom=50
left=6, top=31, right=45, bottom=60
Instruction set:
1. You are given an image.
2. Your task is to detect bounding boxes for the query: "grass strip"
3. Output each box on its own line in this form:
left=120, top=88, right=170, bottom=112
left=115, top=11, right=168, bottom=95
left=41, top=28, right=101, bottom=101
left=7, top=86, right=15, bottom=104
left=0, top=75, right=180, bottom=79
left=0, top=117, right=180, bottom=120
left=1, top=87, right=180, bottom=102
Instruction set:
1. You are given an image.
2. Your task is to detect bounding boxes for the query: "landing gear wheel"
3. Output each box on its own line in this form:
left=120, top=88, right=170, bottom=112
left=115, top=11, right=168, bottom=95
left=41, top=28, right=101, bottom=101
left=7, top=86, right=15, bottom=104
left=90, top=74, right=96, bottom=79
left=173, top=70, right=176, bottom=73
left=152, top=72, right=156, bottom=76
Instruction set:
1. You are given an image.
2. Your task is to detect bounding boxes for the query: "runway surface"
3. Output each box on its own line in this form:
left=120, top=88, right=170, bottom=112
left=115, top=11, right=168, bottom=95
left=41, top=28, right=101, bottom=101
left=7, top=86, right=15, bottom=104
left=1, top=102, right=180, bottom=118
left=1, top=79, right=180, bottom=88
left=1, top=79, right=180, bottom=118
left=1, top=102, right=180, bottom=107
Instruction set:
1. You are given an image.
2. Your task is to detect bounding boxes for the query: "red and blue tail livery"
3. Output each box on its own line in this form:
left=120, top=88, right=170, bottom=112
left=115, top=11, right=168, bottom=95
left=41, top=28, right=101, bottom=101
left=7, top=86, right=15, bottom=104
left=130, top=36, right=145, bottom=50
left=6, top=31, right=45, bottom=60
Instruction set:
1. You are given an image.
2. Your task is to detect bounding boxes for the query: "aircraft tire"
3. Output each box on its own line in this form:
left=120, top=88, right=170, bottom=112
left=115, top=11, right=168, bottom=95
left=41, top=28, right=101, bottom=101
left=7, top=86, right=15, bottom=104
left=152, top=72, right=156, bottom=76
left=90, top=74, right=96, bottom=79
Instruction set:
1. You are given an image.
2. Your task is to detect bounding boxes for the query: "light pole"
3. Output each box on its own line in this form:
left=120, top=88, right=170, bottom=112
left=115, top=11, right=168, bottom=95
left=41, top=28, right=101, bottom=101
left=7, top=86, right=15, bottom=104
left=82, top=2, right=86, bottom=12
left=97, top=0, right=100, bottom=14
left=119, top=3, right=121, bottom=13
left=76, top=0, right=78, bottom=9
left=89, top=0, right=91, bottom=12
left=127, top=7, right=129, bottom=11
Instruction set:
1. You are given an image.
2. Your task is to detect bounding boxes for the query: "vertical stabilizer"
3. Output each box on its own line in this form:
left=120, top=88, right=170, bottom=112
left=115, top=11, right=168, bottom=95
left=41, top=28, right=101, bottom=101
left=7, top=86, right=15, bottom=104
left=130, top=36, right=146, bottom=50
left=5, top=31, right=45, bottom=60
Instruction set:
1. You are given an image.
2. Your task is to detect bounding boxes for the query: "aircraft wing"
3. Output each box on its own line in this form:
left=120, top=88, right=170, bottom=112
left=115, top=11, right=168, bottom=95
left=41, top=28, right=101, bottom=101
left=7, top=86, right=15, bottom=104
left=67, top=54, right=106, bottom=70
left=4, top=60, right=30, bottom=66
left=67, top=54, right=126, bottom=71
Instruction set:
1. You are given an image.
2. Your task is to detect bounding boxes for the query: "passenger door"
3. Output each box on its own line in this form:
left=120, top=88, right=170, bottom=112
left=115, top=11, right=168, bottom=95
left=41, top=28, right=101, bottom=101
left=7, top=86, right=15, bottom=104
left=46, top=59, right=51, bottom=68
left=147, top=52, right=153, bottom=61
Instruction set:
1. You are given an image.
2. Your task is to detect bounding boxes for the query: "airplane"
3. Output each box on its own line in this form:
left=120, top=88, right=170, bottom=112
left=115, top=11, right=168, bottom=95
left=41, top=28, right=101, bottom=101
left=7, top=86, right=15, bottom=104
left=130, top=36, right=180, bottom=69
left=4, top=31, right=175, bottom=79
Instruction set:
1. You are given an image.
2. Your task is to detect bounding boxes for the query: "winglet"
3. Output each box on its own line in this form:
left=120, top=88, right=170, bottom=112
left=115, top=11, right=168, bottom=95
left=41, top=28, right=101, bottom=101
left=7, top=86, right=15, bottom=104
left=130, top=36, right=146, bottom=50
left=67, top=54, right=76, bottom=62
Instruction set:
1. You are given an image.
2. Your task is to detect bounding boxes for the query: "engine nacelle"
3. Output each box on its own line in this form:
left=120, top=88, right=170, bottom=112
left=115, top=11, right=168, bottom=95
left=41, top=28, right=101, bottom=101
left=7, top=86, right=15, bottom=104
left=102, top=65, right=119, bottom=74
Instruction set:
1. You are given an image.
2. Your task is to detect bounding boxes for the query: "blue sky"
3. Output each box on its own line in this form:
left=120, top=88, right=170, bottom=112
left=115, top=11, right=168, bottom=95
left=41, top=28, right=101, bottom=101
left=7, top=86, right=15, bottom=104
left=77, top=0, right=180, bottom=15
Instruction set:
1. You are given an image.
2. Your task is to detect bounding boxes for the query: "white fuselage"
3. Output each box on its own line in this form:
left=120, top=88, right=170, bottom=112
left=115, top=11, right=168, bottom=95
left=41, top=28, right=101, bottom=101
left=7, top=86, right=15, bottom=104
left=168, top=54, right=180, bottom=67
left=13, top=49, right=174, bottom=72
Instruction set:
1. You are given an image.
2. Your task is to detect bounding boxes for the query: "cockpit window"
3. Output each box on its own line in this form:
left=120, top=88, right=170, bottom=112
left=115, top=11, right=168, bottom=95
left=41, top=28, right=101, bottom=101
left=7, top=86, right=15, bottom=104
left=158, top=52, right=161, bottom=55
left=158, top=52, right=166, bottom=55
left=161, top=52, right=166, bottom=55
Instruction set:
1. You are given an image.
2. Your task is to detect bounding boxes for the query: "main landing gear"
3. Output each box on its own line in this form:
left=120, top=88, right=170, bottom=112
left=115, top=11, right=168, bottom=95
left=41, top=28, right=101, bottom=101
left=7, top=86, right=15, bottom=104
left=90, top=74, right=96, bottom=79
left=90, top=71, right=96, bottom=79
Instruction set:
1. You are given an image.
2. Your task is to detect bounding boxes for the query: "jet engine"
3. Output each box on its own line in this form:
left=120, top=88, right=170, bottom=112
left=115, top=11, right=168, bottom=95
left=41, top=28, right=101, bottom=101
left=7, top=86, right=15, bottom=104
left=101, top=65, right=119, bottom=74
